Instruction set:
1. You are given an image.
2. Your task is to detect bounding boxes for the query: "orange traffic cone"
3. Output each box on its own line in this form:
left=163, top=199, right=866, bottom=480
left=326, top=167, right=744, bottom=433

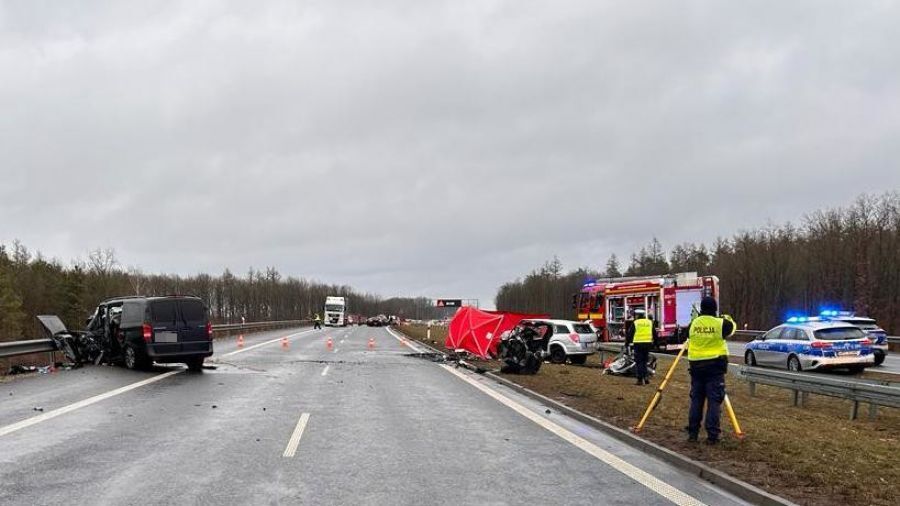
left=237, top=335, right=245, bottom=348
left=326, top=337, right=334, bottom=350
left=368, top=337, right=375, bottom=349
left=281, top=337, right=289, bottom=349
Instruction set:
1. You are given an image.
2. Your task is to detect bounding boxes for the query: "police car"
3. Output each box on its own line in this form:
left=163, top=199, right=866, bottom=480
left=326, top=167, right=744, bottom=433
left=744, top=315, right=875, bottom=373
left=826, top=311, right=889, bottom=366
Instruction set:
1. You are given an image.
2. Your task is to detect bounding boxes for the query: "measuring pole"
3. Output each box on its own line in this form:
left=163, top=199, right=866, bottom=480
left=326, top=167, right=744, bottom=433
left=723, top=395, right=744, bottom=438
left=632, top=343, right=688, bottom=433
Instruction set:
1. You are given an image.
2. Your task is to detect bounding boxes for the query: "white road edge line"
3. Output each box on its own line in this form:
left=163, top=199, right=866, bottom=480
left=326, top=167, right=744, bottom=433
left=440, top=365, right=706, bottom=506
left=321, top=365, right=330, bottom=376
left=0, top=370, right=183, bottom=438
left=385, top=327, right=427, bottom=353
left=220, top=329, right=315, bottom=358
left=282, top=412, right=311, bottom=458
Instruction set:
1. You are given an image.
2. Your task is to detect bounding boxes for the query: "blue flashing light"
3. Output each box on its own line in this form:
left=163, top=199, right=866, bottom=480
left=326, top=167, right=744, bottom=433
left=787, top=317, right=799, bottom=323
left=820, top=309, right=840, bottom=317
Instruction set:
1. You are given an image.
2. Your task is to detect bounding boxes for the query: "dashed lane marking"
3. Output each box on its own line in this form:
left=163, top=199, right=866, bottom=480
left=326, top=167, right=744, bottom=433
left=0, top=370, right=182, bottom=438
left=282, top=413, right=310, bottom=458
left=440, top=365, right=706, bottom=506
left=321, top=365, right=330, bottom=376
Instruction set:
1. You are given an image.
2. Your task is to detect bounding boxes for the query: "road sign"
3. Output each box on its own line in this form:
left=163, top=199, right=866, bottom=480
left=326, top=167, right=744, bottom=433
left=435, top=299, right=462, bottom=308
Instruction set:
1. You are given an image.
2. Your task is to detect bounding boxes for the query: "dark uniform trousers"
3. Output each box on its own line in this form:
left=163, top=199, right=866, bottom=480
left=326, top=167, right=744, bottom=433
left=687, top=357, right=728, bottom=440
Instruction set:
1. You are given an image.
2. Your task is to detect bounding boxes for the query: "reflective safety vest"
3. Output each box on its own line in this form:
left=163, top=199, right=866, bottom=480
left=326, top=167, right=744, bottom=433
left=633, top=318, right=653, bottom=344
left=687, top=315, right=728, bottom=361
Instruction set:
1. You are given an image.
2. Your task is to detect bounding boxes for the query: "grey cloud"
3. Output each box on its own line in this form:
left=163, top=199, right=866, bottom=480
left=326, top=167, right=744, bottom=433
left=1, top=1, right=899, bottom=308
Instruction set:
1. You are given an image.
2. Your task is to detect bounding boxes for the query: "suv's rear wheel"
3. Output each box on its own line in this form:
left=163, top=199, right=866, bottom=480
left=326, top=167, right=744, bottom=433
left=549, top=346, right=567, bottom=364
left=569, top=354, right=587, bottom=365
left=185, top=356, right=204, bottom=372
left=123, top=344, right=149, bottom=371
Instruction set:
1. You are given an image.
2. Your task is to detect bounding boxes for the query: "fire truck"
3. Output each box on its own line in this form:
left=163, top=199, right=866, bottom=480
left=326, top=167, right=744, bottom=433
left=574, top=272, right=719, bottom=350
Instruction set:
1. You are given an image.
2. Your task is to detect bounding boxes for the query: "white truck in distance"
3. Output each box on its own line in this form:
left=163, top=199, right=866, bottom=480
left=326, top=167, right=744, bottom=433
left=324, top=296, right=347, bottom=327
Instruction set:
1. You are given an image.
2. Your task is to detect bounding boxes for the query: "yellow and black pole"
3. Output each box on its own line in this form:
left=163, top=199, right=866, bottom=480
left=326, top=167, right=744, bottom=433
left=632, top=337, right=746, bottom=438
left=724, top=395, right=744, bottom=439
left=632, top=342, right=688, bottom=433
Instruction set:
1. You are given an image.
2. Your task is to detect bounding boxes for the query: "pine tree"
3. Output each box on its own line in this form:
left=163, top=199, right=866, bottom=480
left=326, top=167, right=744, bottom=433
left=0, top=267, right=25, bottom=340
left=605, top=254, right=621, bottom=277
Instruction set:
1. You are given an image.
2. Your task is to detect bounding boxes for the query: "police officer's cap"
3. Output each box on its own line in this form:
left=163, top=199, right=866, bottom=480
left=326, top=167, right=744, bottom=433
left=700, top=296, right=718, bottom=314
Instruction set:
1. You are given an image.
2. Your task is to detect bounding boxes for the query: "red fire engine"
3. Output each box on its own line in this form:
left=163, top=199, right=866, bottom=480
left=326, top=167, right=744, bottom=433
left=574, top=272, right=719, bottom=350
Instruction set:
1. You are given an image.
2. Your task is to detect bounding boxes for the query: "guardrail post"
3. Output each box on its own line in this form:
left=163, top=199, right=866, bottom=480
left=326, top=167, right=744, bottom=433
left=849, top=400, right=859, bottom=420
left=868, top=403, right=878, bottom=420
left=748, top=381, right=756, bottom=397
left=792, top=389, right=800, bottom=407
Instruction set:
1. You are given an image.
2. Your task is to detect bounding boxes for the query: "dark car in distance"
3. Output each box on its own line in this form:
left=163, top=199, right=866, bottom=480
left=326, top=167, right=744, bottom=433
left=87, top=295, right=213, bottom=371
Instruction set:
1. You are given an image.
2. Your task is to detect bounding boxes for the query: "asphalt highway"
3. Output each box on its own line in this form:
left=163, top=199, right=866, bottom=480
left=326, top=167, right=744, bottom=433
left=1, top=326, right=752, bottom=505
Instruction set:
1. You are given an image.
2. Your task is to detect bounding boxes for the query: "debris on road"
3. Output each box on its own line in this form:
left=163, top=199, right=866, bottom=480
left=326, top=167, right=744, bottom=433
left=8, top=365, right=38, bottom=375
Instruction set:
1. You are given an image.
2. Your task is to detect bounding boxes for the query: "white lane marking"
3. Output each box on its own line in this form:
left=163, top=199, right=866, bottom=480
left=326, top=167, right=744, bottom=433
left=0, top=370, right=183, bottom=438
left=333, top=348, right=339, bottom=353
left=321, top=365, right=330, bottom=376
left=440, top=365, right=706, bottom=506
left=282, top=413, right=311, bottom=458
left=221, top=329, right=314, bottom=358
left=386, top=327, right=427, bottom=353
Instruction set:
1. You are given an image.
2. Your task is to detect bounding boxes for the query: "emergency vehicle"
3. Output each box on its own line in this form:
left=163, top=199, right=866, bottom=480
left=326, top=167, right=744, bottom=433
left=574, top=272, right=719, bottom=350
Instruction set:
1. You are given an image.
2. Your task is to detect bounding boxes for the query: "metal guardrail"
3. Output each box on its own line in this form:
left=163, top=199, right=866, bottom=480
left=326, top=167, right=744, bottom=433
left=0, top=339, right=57, bottom=358
left=738, top=365, right=900, bottom=420
left=0, top=320, right=310, bottom=360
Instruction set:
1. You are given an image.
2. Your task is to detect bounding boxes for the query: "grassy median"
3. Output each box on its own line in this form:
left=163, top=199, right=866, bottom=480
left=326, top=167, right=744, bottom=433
left=397, top=323, right=900, bottom=506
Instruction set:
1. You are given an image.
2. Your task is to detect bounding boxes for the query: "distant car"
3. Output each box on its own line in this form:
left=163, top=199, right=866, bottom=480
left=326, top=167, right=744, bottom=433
left=86, top=295, right=213, bottom=371
left=744, top=318, right=874, bottom=373
left=829, top=314, right=889, bottom=366
left=523, top=319, right=598, bottom=365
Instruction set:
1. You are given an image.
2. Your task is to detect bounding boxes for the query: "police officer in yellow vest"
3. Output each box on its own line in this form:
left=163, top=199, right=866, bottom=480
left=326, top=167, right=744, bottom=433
left=686, top=296, right=735, bottom=444
left=626, top=309, right=657, bottom=385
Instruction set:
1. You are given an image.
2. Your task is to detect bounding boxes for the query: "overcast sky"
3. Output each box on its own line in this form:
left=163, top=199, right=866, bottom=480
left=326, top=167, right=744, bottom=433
left=1, top=1, right=899, bottom=308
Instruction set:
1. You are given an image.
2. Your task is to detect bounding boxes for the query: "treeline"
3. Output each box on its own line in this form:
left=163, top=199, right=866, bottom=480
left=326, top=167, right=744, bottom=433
left=0, top=245, right=442, bottom=340
left=496, top=192, right=900, bottom=333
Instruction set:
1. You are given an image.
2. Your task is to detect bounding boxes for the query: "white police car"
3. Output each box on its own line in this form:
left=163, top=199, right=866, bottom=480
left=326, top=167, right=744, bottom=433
left=744, top=316, right=875, bottom=373
left=826, top=312, right=889, bottom=366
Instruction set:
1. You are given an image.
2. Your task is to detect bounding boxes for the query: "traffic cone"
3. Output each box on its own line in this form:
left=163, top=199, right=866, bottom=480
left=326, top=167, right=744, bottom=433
left=326, top=337, right=334, bottom=350
left=237, top=335, right=245, bottom=348
left=368, top=337, right=375, bottom=349
left=281, top=337, right=289, bottom=349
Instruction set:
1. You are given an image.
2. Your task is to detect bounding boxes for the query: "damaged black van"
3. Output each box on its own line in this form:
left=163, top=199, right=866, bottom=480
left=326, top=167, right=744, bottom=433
left=87, top=295, right=213, bottom=371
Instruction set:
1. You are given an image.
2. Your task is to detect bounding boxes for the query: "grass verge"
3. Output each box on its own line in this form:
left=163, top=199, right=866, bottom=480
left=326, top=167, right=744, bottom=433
left=397, top=323, right=900, bottom=506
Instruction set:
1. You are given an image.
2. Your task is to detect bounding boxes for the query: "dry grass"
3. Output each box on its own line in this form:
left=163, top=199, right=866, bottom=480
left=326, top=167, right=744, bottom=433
left=398, top=324, right=900, bottom=506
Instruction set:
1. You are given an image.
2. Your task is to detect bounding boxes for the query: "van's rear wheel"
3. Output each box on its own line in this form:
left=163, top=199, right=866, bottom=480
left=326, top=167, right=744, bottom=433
left=185, top=357, right=205, bottom=372
left=123, top=344, right=149, bottom=371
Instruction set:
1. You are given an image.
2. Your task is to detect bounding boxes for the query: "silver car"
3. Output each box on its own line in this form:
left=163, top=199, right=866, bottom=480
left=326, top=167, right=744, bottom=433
left=524, top=319, right=598, bottom=365
left=744, top=319, right=875, bottom=372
